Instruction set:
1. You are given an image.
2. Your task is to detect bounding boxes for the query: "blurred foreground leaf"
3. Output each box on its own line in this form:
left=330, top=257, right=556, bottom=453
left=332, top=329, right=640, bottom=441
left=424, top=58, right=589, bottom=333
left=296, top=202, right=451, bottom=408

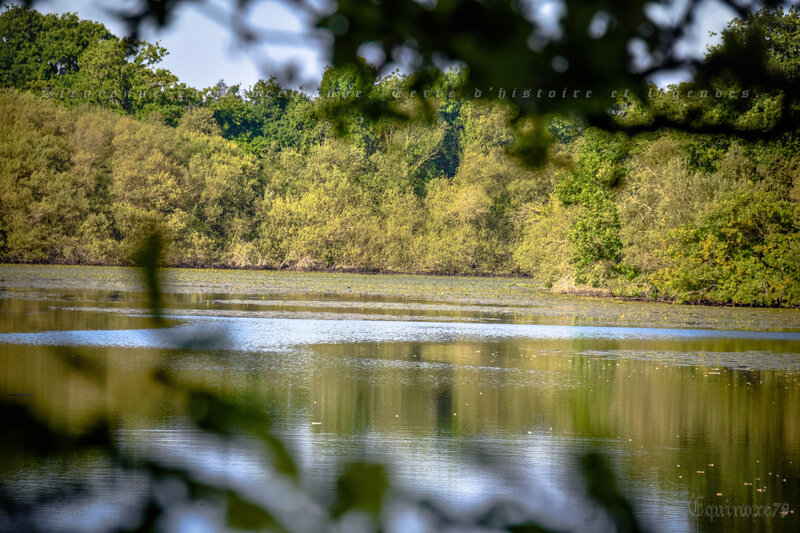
left=580, top=452, right=644, bottom=533
left=226, top=490, right=282, bottom=531
left=332, top=462, right=389, bottom=518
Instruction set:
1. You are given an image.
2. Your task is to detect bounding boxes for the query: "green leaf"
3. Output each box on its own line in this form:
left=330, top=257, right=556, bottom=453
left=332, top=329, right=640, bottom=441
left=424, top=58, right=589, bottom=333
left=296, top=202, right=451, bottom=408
left=331, top=462, right=388, bottom=518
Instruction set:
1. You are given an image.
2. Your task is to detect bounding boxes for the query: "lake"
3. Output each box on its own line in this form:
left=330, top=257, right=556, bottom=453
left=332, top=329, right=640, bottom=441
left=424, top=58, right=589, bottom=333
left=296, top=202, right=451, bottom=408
left=1, top=265, right=799, bottom=532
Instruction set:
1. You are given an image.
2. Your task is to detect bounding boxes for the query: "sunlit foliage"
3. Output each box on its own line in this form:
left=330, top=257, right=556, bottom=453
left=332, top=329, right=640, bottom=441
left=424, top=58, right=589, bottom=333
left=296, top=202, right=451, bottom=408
left=1, top=6, right=800, bottom=306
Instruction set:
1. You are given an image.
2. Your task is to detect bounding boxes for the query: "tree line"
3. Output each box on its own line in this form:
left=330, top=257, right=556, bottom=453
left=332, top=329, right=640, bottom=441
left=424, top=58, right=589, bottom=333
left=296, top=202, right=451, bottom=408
left=1, top=6, right=798, bottom=306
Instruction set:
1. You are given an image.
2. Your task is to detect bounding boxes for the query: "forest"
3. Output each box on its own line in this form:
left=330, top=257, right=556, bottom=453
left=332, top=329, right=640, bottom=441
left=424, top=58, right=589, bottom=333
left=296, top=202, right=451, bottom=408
left=1, top=5, right=799, bottom=307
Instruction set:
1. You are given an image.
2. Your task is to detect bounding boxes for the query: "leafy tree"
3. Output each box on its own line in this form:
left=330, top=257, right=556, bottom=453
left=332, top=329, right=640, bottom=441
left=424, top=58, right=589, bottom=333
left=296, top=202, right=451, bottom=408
left=0, top=5, right=112, bottom=89
left=205, top=79, right=321, bottom=154
left=555, top=129, right=628, bottom=285
left=246, top=78, right=323, bottom=151
left=1, top=6, right=800, bottom=306
left=0, top=5, right=201, bottom=122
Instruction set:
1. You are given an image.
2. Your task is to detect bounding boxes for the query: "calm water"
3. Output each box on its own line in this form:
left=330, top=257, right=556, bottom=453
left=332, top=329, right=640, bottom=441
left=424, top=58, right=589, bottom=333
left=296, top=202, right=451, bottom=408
left=1, top=265, right=799, bottom=532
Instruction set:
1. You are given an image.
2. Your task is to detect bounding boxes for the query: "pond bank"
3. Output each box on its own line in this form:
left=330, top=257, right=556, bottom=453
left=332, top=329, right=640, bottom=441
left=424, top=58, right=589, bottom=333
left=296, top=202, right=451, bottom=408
left=3, top=261, right=798, bottom=310
left=2, top=263, right=799, bottom=332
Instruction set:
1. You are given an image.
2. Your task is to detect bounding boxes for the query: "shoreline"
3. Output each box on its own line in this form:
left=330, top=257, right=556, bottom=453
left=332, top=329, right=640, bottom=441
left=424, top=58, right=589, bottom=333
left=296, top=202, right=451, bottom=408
left=1, top=261, right=797, bottom=310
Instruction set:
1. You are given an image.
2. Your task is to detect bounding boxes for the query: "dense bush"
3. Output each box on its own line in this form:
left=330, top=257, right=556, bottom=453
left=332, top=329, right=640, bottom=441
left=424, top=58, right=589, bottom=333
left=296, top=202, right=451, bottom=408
left=2, top=6, right=799, bottom=306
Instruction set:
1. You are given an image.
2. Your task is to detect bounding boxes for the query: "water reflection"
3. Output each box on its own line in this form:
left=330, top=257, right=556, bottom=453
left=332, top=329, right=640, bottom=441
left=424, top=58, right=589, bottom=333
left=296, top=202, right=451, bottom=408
left=2, top=316, right=800, bottom=364
left=1, top=268, right=800, bottom=532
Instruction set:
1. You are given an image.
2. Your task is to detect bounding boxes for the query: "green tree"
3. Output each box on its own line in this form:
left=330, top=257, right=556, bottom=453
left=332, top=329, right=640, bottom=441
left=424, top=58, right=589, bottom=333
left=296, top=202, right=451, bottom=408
left=0, top=6, right=112, bottom=89
left=0, top=5, right=201, bottom=122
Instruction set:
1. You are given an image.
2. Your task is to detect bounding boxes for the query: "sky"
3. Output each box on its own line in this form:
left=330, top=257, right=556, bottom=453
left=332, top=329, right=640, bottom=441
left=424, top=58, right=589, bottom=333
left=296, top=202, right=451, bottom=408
left=38, top=0, right=328, bottom=90
left=35, top=0, right=739, bottom=90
